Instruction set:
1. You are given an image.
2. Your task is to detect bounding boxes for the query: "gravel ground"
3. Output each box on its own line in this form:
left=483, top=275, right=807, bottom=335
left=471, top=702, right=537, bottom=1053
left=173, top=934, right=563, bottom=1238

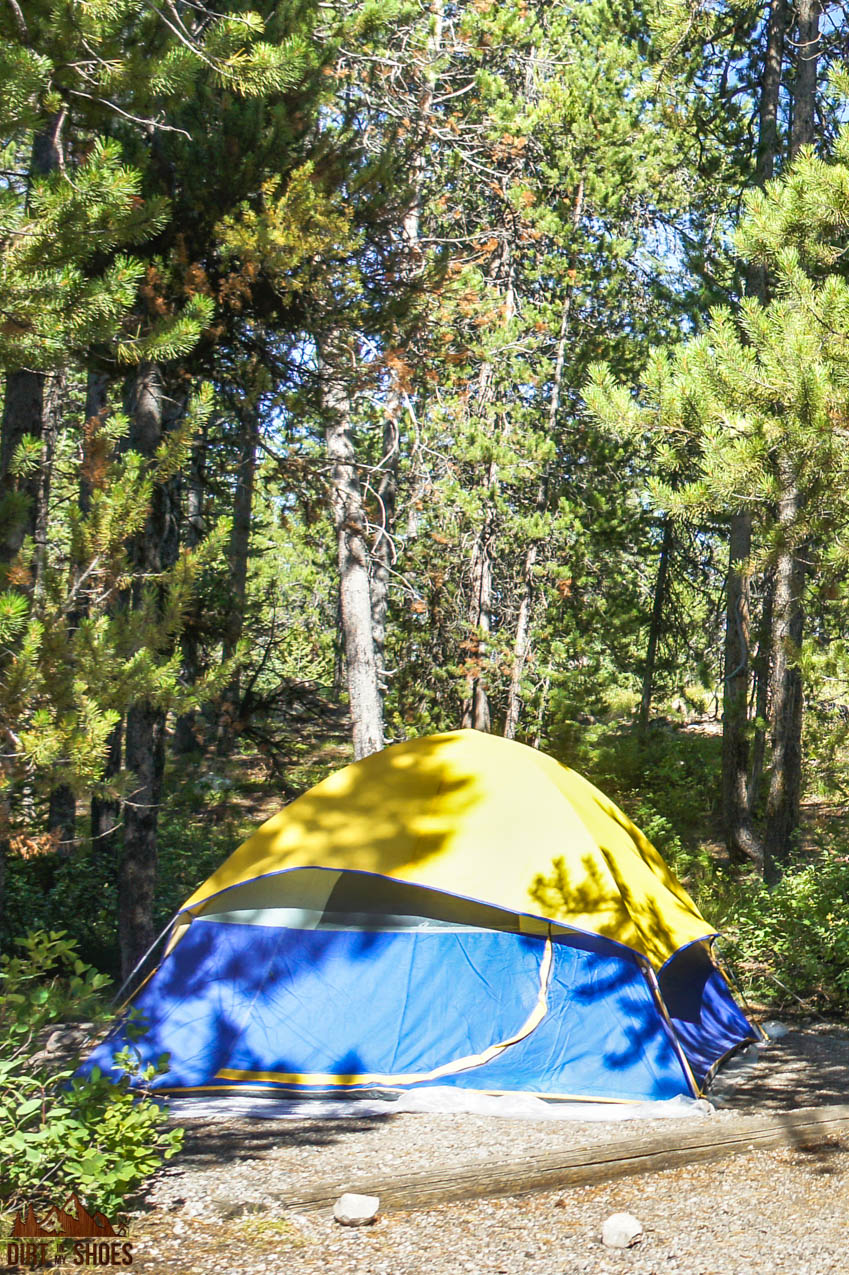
left=131, top=1139, right=849, bottom=1274
left=126, top=1023, right=849, bottom=1273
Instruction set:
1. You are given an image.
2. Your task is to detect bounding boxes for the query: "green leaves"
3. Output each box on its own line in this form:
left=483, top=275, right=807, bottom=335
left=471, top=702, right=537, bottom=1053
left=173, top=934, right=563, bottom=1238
left=0, top=930, right=181, bottom=1217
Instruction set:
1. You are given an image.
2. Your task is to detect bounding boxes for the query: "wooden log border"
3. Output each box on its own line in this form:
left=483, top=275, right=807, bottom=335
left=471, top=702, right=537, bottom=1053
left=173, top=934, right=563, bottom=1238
left=277, top=1103, right=849, bottom=1214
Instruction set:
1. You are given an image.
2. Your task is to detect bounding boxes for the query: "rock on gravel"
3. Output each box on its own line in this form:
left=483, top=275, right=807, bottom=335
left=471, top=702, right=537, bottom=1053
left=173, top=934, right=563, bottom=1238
left=332, top=1193, right=379, bottom=1226
left=601, top=1211, right=643, bottom=1248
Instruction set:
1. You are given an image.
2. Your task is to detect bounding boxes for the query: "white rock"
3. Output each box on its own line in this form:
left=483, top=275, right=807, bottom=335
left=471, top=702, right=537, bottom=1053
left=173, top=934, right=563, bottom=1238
left=762, top=1020, right=790, bottom=1040
left=601, top=1212, right=643, bottom=1248
left=333, top=1193, right=379, bottom=1226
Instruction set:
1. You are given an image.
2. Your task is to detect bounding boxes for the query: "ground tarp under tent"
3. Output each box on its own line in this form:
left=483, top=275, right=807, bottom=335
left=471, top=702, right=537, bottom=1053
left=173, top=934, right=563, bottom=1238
left=83, top=730, right=757, bottom=1103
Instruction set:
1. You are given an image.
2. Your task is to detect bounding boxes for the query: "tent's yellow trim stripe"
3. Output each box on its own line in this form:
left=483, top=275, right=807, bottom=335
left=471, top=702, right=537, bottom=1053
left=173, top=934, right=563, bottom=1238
left=216, top=938, right=553, bottom=1089
left=160, top=1081, right=640, bottom=1105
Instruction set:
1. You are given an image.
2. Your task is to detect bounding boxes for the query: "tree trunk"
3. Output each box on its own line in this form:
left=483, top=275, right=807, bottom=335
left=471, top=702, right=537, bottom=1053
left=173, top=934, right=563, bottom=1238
left=118, top=362, right=180, bottom=980
left=789, top=0, right=819, bottom=156
left=215, top=407, right=259, bottom=755
left=763, top=0, right=819, bottom=879
left=721, top=0, right=786, bottom=864
left=173, top=426, right=207, bottom=754
left=763, top=484, right=806, bottom=883
left=371, top=405, right=399, bottom=697
left=370, top=2, right=443, bottom=698
left=79, top=367, right=123, bottom=860
left=722, top=515, right=762, bottom=863
left=47, top=783, right=76, bottom=855
left=503, top=525, right=538, bottom=741
left=121, top=703, right=166, bottom=979
left=748, top=572, right=774, bottom=813
left=322, top=336, right=384, bottom=760
left=0, top=114, right=66, bottom=574
left=504, top=180, right=584, bottom=742
left=0, top=372, right=44, bottom=568
left=639, top=517, right=674, bottom=738
left=462, top=519, right=493, bottom=732
left=80, top=366, right=110, bottom=515
left=32, top=370, right=64, bottom=604
left=91, top=720, right=122, bottom=870
left=462, top=228, right=516, bottom=732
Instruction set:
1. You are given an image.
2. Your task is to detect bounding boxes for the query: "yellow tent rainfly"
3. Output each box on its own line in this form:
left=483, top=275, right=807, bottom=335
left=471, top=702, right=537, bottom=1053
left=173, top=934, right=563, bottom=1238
left=83, top=731, right=757, bottom=1103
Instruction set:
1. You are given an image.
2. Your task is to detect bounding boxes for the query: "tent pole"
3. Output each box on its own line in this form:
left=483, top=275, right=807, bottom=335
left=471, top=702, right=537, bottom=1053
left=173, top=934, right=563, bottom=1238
left=112, top=912, right=180, bottom=1007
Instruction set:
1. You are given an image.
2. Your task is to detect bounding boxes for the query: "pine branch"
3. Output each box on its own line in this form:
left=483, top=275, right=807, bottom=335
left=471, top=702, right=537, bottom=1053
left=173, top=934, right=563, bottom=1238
left=4, top=0, right=27, bottom=42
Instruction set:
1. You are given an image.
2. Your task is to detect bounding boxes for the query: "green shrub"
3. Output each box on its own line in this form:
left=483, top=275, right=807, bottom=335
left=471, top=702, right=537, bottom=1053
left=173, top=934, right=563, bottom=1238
left=701, top=855, right=849, bottom=1012
left=0, top=930, right=182, bottom=1219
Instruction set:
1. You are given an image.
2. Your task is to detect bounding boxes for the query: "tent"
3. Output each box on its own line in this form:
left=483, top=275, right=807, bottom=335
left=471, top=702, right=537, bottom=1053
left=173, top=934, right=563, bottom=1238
left=85, top=730, right=757, bottom=1103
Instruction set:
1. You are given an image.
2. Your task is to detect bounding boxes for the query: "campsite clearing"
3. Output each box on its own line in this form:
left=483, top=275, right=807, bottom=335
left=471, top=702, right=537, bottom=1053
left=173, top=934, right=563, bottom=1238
left=128, top=1022, right=849, bottom=1273
left=131, top=1141, right=849, bottom=1275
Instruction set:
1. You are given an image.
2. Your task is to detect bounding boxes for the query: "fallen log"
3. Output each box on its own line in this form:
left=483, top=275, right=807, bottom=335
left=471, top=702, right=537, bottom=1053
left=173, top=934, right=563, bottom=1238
left=276, top=1103, right=849, bottom=1213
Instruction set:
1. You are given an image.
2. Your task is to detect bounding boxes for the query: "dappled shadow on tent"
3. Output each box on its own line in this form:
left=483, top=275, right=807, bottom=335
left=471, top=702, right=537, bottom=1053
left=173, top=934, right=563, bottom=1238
left=447, top=935, right=692, bottom=1101
left=187, top=734, right=482, bottom=907
left=83, top=920, right=396, bottom=1091
left=529, top=850, right=689, bottom=971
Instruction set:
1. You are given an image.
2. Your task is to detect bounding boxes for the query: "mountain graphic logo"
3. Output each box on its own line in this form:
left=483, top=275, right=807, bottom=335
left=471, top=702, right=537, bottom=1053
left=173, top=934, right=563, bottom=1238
left=10, top=1194, right=117, bottom=1238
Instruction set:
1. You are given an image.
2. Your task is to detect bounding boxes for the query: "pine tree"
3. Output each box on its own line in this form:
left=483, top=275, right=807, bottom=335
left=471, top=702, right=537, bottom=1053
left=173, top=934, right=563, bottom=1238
left=586, top=104, right=849, bottom=878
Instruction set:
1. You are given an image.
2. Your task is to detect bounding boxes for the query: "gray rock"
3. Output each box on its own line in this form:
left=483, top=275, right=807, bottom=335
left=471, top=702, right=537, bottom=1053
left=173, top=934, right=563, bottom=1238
left=333, top=1193, right=379, bottom=1226
left=601, top=1212, right=643, bottom=1248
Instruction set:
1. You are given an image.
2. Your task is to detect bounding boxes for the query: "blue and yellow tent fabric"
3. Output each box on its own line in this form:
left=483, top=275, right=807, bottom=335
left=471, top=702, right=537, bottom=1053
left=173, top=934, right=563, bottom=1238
left=86, top=731, right=756, bottom=1102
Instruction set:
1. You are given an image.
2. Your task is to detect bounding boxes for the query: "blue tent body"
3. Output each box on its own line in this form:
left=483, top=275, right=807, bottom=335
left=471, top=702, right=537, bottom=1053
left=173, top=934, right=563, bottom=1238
left=84, top=734, right=757, bottom=1103
left=85, top=875, right=754, bottom=1103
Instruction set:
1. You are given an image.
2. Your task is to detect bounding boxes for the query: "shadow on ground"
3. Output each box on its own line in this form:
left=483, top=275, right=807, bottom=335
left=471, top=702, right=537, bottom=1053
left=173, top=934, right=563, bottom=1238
left=173, top=1113, right=395, bottom=1167
left=708, top=1025, right=849, bottom=1111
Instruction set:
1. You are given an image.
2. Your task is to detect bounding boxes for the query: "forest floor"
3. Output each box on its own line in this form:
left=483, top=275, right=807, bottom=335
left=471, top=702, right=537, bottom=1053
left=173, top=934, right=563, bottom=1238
left=126, top=1021, right=849, bottom=1274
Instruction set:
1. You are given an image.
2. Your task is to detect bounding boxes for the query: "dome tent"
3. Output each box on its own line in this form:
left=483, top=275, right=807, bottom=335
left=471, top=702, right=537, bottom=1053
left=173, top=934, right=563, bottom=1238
left=85, top=730, right=757, bottom=1102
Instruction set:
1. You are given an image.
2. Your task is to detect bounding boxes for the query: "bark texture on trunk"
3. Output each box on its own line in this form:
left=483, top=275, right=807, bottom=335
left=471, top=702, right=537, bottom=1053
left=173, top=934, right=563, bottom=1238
left=722, top=516, right=762, bottom=863
left=503, top=525, right=537, bottom=741
left=0, top=372, right=44, bottom=568
left=91, top=720, right=122, bottom=870
left=174, top=427, right=207, bottom=755
left=322, top=337, right=385, bottom=760
left=118, top=363, right=180, bottom=980
left=215, top=409, right=259, bottom=756
left=762, top=0, right=819, bottom=879
left=462, top=230, right=516, bottom=732
left=639, top=517, right=674, bottom=738
left=0, top=362, right=63, bottom=582
left=47, top=783, right=76, bottom=855
left=764, top=483, right=806, bottom=883
left=80, top=367, right=110, bottom=516
left=748, top=573, right=774, bottom=813
left=32, top=370, right=64, bottom=603
left=790, top=0, right=819, bottom=154
left=461, top=519, right=493, bottom=732
left=80, top=368, right=121, bottom=858
left=371, top=406, right=399, bottom=696
left=0, top=114, right=66, bottom=574
left=722, top=0, right=786, bottom=863
left=120, top=702, right=166, bottom=978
